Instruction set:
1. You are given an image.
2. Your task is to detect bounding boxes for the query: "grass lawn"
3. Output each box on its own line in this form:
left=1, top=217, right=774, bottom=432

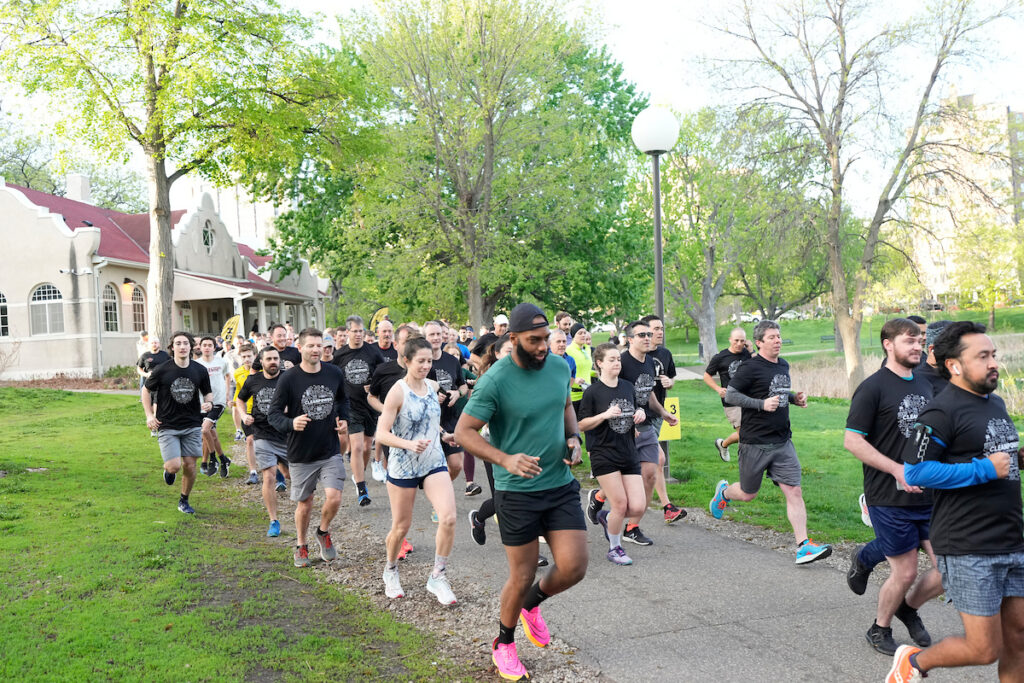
left=0, top=388, right=472, bottom=683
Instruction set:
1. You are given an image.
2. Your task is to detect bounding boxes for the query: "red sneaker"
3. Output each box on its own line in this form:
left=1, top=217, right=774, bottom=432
left=397, top=537, right=414, bottom=561
left=519, top=606, right=550, bottom=648
left=492, top=637, right=530, bottom=681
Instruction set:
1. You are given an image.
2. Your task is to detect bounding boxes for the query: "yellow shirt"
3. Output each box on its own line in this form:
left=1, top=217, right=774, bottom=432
left=233, top=365, right=254, bottom=411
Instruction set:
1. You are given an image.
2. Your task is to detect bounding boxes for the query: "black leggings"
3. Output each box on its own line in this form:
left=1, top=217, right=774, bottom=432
left=478, top=461, right=497, bottom=521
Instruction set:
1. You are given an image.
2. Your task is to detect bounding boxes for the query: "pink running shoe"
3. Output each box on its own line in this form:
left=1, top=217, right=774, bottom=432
left=492, top=637, right=530, bottom=681
left=519, top=606, right=550, bottom=648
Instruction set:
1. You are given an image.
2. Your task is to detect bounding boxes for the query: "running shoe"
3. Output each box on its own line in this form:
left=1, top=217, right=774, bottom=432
left=426, top=573, right=457, bottom=605
left=492, top=638, right=529, bottom=682
left=431, top=509, right=439, bottom=524
left=596, top=509, right=610, bottom=541
left=150, top=429, right=158, bottom=437
left=469, top=510, right=486, bottom=546
left=163, top=470, right=176, bottom=486
left=895, top=603, right=932, bottom=647
left=246, top=471, right=259, bottom=485
left=847, top=545, right=871, bottom=595
left=371, top=459, right=386, bottom=483
left=795, top=538, right=832, bottom=565
left=317, top=531, right=337, bottom=561
left=177, top=499, right=195, bottom=515
left=383, top=568, right=404, bottom=599
left=293, top=545, right=310, bottom=568
left=465, top=482, right=482, bottom=496
left=275, top=469, right=286, bottom=492
left=358, top=491, right=372, bottom=507
left=860, top=493, right=873, bottom=527
left=519, top=606, right=550, bottom=647
left=398, top=537, right=414, bottom=561
left=219, top=456, right=231, bottom=478
left=537, top=555, right=549, bottom=567
left=267, top=520, right=281, bottom=537
left=200, top=461, right=214, bottom=477
left=663, top=503, right=686, bottom=524
left=709, top=479, right=729, bottom=519
left=234, top=429, right=244, bottom=441
left=886, top=645, right=923, bottom=683
left=538, top=535, right=547, bottom=544
left=607, top=546, right=633, bottom=565
left=586, top=489, right=604, bottom=525
left=866, top=622, right=899, bottom=656
left=715, top=438, right=730, bottom=462
left=623, top=526, right=653, bottom=546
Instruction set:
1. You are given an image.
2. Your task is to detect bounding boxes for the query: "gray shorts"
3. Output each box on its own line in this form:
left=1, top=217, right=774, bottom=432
left=635, top=427, right=660, bottom=465
left=289, top=454, right=346, bottom=502
left=937, top=552, right=1024, bottom=617
left=723, top=406, right=742, bottom=429
left=157, top=427, right=202, bottom=462
left=738, top=440, right=801, bottom=493
left=254, top=439, right=288, bottom=472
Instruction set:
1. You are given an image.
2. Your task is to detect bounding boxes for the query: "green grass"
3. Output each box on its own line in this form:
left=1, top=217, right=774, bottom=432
left=0, top=388, right=472, bottom=683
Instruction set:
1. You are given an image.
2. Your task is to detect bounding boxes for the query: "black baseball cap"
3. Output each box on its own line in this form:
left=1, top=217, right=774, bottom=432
left=509, top=303, right=549, bottom=333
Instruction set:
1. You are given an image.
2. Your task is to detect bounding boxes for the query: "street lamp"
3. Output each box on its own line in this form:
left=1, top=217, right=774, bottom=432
left=631, top=106, right=679, bottom=322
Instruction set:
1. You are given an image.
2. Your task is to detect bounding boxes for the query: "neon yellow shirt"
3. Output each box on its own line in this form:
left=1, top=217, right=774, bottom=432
left=233, top=365, right=254, bottom=411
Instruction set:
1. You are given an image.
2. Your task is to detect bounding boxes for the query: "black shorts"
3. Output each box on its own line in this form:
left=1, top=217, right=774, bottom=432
left=589, top=448, right=641, bottom=478
left=494, top=479, right=586, bottom=546
left=442, top=440, right=464, bottom=457
left=242, top=422, right=253, bottom=437
left=202, top=404, right=225, bottom=423
left=348, top=403, right=378, bottom=435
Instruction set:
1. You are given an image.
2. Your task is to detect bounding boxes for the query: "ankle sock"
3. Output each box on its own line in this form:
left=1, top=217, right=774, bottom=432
left=432, top=554, right=448, bottom=578
left=608, top=533, right=622, bottom=549
left=521, top=581, right=549, bottom=611
left=496, top=621, right=516, bottom=646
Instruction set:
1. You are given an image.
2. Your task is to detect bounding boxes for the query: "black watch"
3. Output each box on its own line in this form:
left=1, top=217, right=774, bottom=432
left=566, top=432, right=581, bottom=442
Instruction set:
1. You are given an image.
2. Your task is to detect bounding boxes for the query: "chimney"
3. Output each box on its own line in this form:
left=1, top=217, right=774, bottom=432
left=65, top=173, right=92, bottom=204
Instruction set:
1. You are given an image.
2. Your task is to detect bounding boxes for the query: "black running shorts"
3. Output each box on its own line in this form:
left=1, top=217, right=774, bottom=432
left=494, top=479, right=586, bottom=546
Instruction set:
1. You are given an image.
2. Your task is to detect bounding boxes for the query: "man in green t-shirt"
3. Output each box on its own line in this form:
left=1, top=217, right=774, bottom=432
left=456, top=303, right=587, bottom=682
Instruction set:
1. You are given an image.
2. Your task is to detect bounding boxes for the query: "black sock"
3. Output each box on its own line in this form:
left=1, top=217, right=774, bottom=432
left=179, top=494, right=188, bottom=503
left=895, top=599, right=916, bottom=619
left=521, top=581, right=550, bottom=611
left=209, top=454, right=218, bottom=465
left=496, top=620, right=516, bottom=646
left=357, top=481, right=368, bottom=494
left=909, top=652, right=925, bottom=673
left=316, top=527, right=328, bottom=537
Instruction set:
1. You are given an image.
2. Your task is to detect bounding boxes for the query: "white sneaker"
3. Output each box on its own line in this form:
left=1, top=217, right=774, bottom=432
left=383, top=568, right=404, bottom=599
left=426, top=573, right=457, bottom=605
left=859, top=493, right=873, bottom=527
left=371, top=459, right=386, bottom=483
left=715, top=438, right=731, bottom=462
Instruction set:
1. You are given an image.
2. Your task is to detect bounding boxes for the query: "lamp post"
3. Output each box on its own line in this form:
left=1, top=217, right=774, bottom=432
left=631, top=106, right=679, bottom=322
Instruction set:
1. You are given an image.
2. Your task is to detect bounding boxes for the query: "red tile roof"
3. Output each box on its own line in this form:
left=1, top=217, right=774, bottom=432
left=236, top=241, right=271, bottom=268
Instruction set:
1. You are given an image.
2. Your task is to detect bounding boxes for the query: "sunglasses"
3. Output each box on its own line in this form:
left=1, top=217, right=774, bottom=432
left=632, top=332, right=653, bottom=338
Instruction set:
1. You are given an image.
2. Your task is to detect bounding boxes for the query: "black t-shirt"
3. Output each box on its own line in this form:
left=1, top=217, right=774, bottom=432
left=138, top=350, right=171, bottom=374
left=429, top=351, right=467, bottom=429
left=471, top=333, right=498, bottom=357
left=333, top=344, right=386, bottom=409
left=728, top=354, right=793, bottom=444
left=619, top=351, right=658, bottom=429
left=274, top=345, right=302, bottom=367
left=267, top=363, right=350, bottom=464
left=370, top=342, right=398, bottom=363
left=846, top=368, right=933, bottom=507
left=649, top=345, right=676, bottom=407
left=705, top=347, right=752, bottom=406
left=236, top=372, right=286, bottom=444
left=144, top=359, right=212, bottom=431
left=578, top=379, right=639, bottom=462
left=916, top=363, right=949, bottom=397
left=903, top=384, right=1022, bottom=555
left=369, top=360, right=407, bottom=404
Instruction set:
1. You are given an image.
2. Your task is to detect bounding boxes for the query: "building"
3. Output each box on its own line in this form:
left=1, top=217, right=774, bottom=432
left=0, top=177, right=325, bottom=380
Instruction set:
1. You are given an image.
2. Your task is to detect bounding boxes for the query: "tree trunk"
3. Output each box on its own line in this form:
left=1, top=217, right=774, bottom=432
left=989, top=303, right=996, bottom=331
left=695, top=303, right=718, bottom=364
left=467, top=264, right=484, bottom=330
left=145, top=151, right=175, bottom=346
left=835, top=305, right=863, bottom=395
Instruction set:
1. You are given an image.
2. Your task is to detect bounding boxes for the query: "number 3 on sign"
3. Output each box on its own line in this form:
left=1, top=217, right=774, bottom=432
left=658, top=398, right=681, bottom=441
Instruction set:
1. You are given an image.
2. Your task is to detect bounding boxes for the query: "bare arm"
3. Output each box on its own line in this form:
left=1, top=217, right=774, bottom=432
left=455, top=412, right=543, bottom=478
left=702, top=371, right=726, bottom=398
left=843, top=430, right=920, bottom=493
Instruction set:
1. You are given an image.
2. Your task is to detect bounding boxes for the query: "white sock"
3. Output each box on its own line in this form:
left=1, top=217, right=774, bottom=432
left=608, top=533, right=622, bottom=549
left=432, top=554, right=448, bottom=578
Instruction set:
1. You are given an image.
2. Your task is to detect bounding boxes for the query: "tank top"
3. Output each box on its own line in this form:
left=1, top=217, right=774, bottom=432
left=387, top=379, right=446, bottom=479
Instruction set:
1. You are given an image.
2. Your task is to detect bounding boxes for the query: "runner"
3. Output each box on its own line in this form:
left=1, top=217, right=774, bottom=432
left=197, top=336, right=233, bottom=478
left=577, top=343, right=647, bottom=565
left=372, top=319, right=399, bottom=362
left=702, top=328, right=752, bottom=462
left=142, top=331, right=213, bottom=515
left=375, top=336, right=458, bottom=605
left=640, top=314, right=685, bottom=523
left=267, top=328, right=350, bottom=568
left=887, top=321, right=1024, bottom=682
left=843, top=318, right=941, bottom=656
left=231, top=343, right=262, bottom=485
left=456, top=303, right=586, bottom=682
left=269, top=323, right=301, bottom=368
left=708, top=319, right=832, bottom=565
left=565, top=323, right=592, bottom=414
left=424, top=320, right=467, bottom=486
left=237, top=346, right=291, bottom=537
left=554, top=311, right=574, bottom=336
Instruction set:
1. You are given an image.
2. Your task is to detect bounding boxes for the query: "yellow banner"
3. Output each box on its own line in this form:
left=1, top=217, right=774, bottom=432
left=658, top=397, right=681, bottom=441
left=369, top=307, right=389, bottom=331
left=220, top=314, right=241, bottom=342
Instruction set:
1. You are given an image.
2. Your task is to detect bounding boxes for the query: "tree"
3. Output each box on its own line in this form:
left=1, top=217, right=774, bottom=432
left=718, top=0, right=1013, bottom=392
left=1, top=1, right=370, bottom=344
left=951, top=214, right=1019, bottom=330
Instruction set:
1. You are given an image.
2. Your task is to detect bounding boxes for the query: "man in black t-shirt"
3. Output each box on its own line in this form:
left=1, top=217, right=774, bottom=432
left=703, top=328, right=753, bottom=462
left=268, top=328, right=350, bottom=569
left=142, top=331, right=213, bottom=515
left=425, top=320, right=467, bottom=485
left=269, top=323, right=302, bottom=369
left=370, top=319, right=398, bottom=362
left=640, top=314, right=684, bottom=525
left=709, top=320, right=832, bottom=565
left=844, top=318, right=941, bottom=656
left=914, top=320, right=952, bottom=397
left=137, top=336, right=171, bottom=382
left=887, top=321, right=1024, bottom=682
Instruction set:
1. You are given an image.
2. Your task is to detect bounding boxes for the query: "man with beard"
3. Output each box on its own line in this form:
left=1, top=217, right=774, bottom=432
left=456, top=303, right=586, bottom=682
left=703, top=328, right=753, bottom=462
left=268, top=328, right=349, bottom=568
left=372, top=319, right=398, bottom=362
left=888, top=321, right=1023, bottom=682
left=269, top=323, right=301, bottom=369
left=844, top=319, right=941, bottom=655
left=142, top=331, right=213, bottom=515
left=237, top=346, right=291, bottom=537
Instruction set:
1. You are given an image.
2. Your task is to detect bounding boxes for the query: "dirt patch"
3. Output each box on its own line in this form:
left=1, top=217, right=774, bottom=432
left=0, top=375, right=131, bottom=391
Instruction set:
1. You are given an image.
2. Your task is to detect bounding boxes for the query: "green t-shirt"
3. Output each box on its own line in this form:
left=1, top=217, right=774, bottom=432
left=462, top=354, right=573, bottom=492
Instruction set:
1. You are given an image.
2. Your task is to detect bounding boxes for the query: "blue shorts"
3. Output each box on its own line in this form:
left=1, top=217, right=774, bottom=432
left=387, top=465, right=448, bottom=489
left=937, top=552, right=1024, bottom=617
left=867, top=505, right=931, bottom=557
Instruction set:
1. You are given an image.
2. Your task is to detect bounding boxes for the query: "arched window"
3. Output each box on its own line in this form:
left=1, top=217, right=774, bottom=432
left=131, top=287, right=146, bottom=332
left=0, top=291, right=8, bottom=337
left=30, top=283, right=64, bottom=335
left=102, top=284, right=120, bottom=332
left=202, top=220, right=214, bottom=255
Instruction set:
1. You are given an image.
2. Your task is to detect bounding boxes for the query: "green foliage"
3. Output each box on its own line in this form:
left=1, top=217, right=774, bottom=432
left=103, top=365, right=138, bottom=380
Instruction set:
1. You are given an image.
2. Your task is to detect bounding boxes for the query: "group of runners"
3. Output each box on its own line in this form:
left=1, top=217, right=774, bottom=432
left=139, top=307, right=1022, bottom=682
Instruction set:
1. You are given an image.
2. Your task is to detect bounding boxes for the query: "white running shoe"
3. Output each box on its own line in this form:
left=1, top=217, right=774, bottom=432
left=426, top=573, right=457, bottom=605
left=371, top=459, right=387, bottom=483
left=859, top=493, right=873, bottom=527
left=715, top=438, right=731, bottom=462
left=383, top=568, right=404, bottom=599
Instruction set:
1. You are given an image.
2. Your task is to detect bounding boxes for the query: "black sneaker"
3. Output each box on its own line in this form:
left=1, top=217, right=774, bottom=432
left=537, top=555, right=549, bottom=567
left=202, top=460, right=216, bottom=477
left=468, top=510, right=486, bottom=546
left=586, top=489, right=603, bottom=525
left=163, top=470, right=176, bottom=486
left=178, top=499, right=196, bottom=515
left=623, top=526, right=653, bottom=546
left=219, top=456, right=231, bottom=478
left=865, top=622, right=899, bottom=656
left=847, top=546, right=871, bottom=595
left=895, top=603, right=932, bottom=647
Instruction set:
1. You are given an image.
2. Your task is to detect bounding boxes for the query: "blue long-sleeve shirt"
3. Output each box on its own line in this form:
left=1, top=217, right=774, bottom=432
left=904, top=458, right=998, bottom=489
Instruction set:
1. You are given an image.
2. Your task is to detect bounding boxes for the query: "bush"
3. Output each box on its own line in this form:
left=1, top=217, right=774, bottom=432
left=103, top=365, right=137, bottom=381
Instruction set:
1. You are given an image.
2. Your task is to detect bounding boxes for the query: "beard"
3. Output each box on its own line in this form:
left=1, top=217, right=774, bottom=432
left=967, top=370, right=999, bottom=395
left=894, top=348, right=921, bottom=370
left=515, top=341, right=547, bottom=371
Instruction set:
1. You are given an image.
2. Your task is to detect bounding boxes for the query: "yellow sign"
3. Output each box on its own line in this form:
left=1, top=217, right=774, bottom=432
left=220, top=314, right=241, bottom=342
left=658, top=397, right=681, bottom=441
left=369, top=307, right=389, bottom=331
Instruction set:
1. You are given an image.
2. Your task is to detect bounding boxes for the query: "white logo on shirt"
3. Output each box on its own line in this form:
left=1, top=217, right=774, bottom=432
left=344, top=358, right=370, bottom=385
left=255, top=387, right=275, bottom=416
left=727, top=359, right=744, bottom=378
left=608, top=398, right=635, bottom=434
left=434, top=368, right=454, bottom=392
left=633, top=373, right=655, bottom=409
left=769, top=374, right=790, bottom=408
left=984, top=417, right=1020, bottom=481
left=897, top=394, right=930, bottom=438
left=301, top=385, right=334, bottom=420
left=170, top=377, right=196, bottom=405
